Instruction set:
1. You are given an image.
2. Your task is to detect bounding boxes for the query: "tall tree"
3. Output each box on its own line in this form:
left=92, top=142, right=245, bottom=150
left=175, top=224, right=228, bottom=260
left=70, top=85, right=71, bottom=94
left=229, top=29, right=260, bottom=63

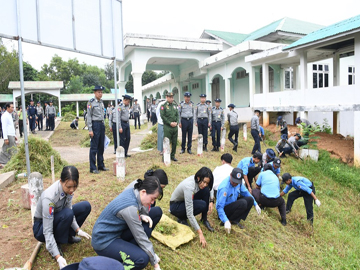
left=0, top=41, right=19, bottom=93
left=124, top=70, right=160, bottom=93
left=23, top=62, right=39, bottom=81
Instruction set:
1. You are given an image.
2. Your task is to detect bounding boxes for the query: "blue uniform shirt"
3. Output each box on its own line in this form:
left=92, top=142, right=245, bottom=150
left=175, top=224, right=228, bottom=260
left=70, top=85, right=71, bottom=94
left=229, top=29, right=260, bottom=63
left=261, top=161, right=280, bottom=175
left=283, top=176, right=313, bottom=194
left=216, top=176, right=257, bottom=223
left=256, top=170, right=280, bottom=198
left=260, top=126, right=264, bottom=136
left=27, top=105, right=37, bottom=117
left=237, top=157, right=255, bottom=176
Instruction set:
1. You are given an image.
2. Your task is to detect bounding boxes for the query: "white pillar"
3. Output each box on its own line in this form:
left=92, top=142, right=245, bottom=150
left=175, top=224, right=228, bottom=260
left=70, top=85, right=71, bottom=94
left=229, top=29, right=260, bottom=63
left=58, top=99, right=61, bottom=117
left=299, top=51, right=308, bottom=90
left=300, top=111, right=308, bottom=119
left=262, top=63, right=269, bottom=94
left=76, top=101, right=79, bottom=117
left=225, top=77, right=231, bottom=106
left=333, top=53, right=340, bottom=86
left=131, top=72, right=144, bottom=112
left=249, top=67, right=256, bottom=108
left=354, top=111, right=360, bottom=167
left=263, top=111, right=270, bottom=127
left=205, top=73, right=211, bottom=98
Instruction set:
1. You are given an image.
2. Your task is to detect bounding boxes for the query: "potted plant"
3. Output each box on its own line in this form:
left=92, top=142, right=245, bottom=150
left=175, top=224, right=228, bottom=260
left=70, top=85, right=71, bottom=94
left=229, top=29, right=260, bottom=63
left=298, top=123, right=321, bottom=161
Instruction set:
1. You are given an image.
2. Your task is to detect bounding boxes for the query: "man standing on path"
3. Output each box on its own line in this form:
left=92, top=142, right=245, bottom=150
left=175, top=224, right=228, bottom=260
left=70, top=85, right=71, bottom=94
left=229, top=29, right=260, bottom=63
left=109, top=99, right=121, bottom=154
left=87, top=86, right=109, bottom=174
left=160, top=92, right=179, bottom=162
left=211, top=99, right=224, bottom=152
left=146, top=98, right=151, bottom=123
left=178, top=92, right=194, bottom=154
left=151, top=99, right=157, bottom=125
left=132, top=99, right=141, bottom=129
left=18, top=107, right=27, bottom=138
left=194, top=94, right=211, bottom=152
left=118, top=95, right=133, bottom=158
left=251, top=110, right=261, bottom=154
left=227, top=104, right=239, bottom=152
left=47, top=101, right=56, bottom=131
left=27, top=99, right=37, bottom=134
left=36, top=102, right=44, bottom=131
left=156, top=99, right=166, bottom=155
left=0, top=103, right=17, bottom=165
left=44, top=101, right=50, bottom=130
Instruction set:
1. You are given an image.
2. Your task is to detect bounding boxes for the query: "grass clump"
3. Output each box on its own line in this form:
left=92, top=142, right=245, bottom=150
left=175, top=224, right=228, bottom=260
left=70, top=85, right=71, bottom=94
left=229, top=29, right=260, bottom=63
left=155, top=223, right=178, bottom=235
left=3, top=136, right=67, bottom=176
left=140, top=124, right=158, bottom=150
left=61, top=112, right=76, bottom=122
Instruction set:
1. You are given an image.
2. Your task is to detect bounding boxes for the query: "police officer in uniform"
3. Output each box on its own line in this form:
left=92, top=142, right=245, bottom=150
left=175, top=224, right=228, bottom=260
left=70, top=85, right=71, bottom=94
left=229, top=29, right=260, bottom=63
left=146, top=98, right=151, bottom=122
left=211, top=99, right=224, bottom=152
left=160, top=92, right=179, bottom=162
left=109, top=99, right=121, bottom=154
left=178, top=92, right=194, bottom=154
left=27, top=99, right=37, bottom=134
left=227, top=104, right=239, bottom=152
left=36, top=101, right=44, bottom=131
left=119, top=95, right=132, bottom=158
left=87, top=86, right=109, bottom=174
left=132, top=99, right=141, bottom=129
left=194, top=94, right=211, bottom=152
left=47, top=101, right=57, bottom=131
left=44, top=101, right=50, bottom=130
left=150, top=99, right=157, bottom=125
left=251, top=109, right=261, bottom=154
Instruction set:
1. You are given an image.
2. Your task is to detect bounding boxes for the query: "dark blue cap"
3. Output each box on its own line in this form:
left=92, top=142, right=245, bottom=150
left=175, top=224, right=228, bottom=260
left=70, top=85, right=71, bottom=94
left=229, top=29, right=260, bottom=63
left=122, top=95, right=132, bottom=100
left=49, top=100, right=53, bottom=103
left=227, top=104, right=235, bottom=108
left=184, top=92, right=192, bottom=97
left=215, top=98, right=222, bottom=102
left=153, top=98, right=157, bottom=101
left=266, top=148, right=276, bottom=159
left=30, top=99, right=34, bottom=102
left=37, top=101, right=40, bottom=104
left=277, top=116, right=283, bottom=121
left=295, top=117, right=301, bottom=124
left=199, top=94, right=206, bottom=97
left=281, top=134, right=287, bottom=140
left=206, top=100, right=211, bottom=103
left=93, top=86, right=105, bottom=91
left=117, top=99, right=122, bottom=103
left=134, top=99, right=138, bottom=101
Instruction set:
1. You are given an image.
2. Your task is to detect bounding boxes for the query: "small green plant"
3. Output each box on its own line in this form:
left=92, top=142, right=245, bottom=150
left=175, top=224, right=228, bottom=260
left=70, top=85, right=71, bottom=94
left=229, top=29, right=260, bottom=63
left=301, top=123, right=321, bottom=149
left=155, top=223, right=178, bottom=235
left=119, top=251, right=135, bottom=270
left=321, top=118, right=332, bottom=134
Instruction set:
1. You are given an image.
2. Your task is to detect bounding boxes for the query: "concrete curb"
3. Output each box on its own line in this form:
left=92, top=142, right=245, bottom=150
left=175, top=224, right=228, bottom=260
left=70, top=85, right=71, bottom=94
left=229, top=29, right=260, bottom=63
left=0, top=170, right=16, bottom=190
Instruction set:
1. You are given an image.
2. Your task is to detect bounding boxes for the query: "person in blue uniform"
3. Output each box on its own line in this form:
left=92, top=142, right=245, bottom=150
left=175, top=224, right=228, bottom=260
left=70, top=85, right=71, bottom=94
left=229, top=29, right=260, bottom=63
left=237, top=152, right=263, bottom=193
left=92, top=176, right=163, bottom=270
left=217, top=168, right=261, bottom=233
left=33, top=166, right=92, bottom=269
left=253, top=164, right=287, bottom=225
left=62, top=256, right=124, bottom=270
left=27, top=99, right=37, bottom=134
left=262, top=157, right=281, bottom=179
left=280, top=173, right=321, bottom=223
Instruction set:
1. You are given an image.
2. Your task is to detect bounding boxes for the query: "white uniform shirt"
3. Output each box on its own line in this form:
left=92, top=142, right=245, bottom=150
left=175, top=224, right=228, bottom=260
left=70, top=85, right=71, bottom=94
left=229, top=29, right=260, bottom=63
left=156, top=100, right=166, bottom=125
left=210, top=163, right=234, bottom=199
left=1, top=111, right=16, bottom=139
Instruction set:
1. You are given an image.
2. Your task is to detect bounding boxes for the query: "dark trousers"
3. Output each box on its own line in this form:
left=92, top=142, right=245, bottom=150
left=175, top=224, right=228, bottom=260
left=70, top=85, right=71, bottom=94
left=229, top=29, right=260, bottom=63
left=252, top=189, right=286, bottom=221
left=197, top=118, right=209, bottom=145
left=70, top=123, right=77, bottom=129
left=181, top=118, right=193, bottom=151
left=211, top=121, right=221, bottom=147
left=170, top=187, right=210, bottom=222
left=164, top=125, right=178, bottom=159
left=94, top=207, right=162, bottom=270
left=89, top=121, right=105, bottom=171
left=37, top=114, right=43, bottom=130
left=33, top=201, right=91, bottom=244
left=134, top=112, right=140, bottom=128
left=281, top=128, right=288, bottom=138
left=251, top=129, right=261, bottom=154
left=286, top=185, right=315, bottom=221
left=19, top=119, right=24, bottom=137
left=120, top=121, right=131, bottom=156
left=29, top=116, right=36, bottom=131
left=46, top=115, right=49, bottom=130
left=223, top=196, right=254, bottom=224
left=247, top=166, right=262, bottom=186
left=151, top=112, right=157, bottom=125
left=228, top=125, right=239, bottom=145
left=297, top=140, right=307, bottom=147
left=49, top=114, right=55, bottom=130
left=112, top=122, right=120, bottom=152
left=147, top=110, right=150, bottom=122
left=278, top=146, right=293, bottom=155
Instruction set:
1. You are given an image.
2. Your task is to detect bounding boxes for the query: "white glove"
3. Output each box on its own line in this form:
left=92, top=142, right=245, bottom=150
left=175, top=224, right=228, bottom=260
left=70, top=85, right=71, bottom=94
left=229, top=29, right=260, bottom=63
left=255, top=205, right=261, bottom=215
left=140, top=214, right=153, bottom=228
left=154, top=266, right=162, bottom=270
left=154, top=253, right=160, bottom=264
left=78, top=229, right=91, bottom=239
left=57, top=256, right=67, bottom=269
left=224, top=220, right=231, bottom=234
left=315, top=199, right=321, bottom=207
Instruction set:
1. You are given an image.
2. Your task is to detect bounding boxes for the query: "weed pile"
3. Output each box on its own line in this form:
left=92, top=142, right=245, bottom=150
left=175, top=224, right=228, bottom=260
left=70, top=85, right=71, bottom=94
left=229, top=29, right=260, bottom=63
left=3, top=136, right=67, bottom=176
left=61, top=113, right=76, bottom=122
left=140, top=124, right=158, bottom=150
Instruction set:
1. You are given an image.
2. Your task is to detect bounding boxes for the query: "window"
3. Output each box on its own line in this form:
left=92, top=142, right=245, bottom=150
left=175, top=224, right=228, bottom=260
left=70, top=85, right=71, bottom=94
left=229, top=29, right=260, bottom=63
left=182, top=85, right=188, bottom=91
left=284, top=67, right=294, bottom=89
left=192, top=82, right=199, bottom=89
left=349, top=66, right=355, bottom=85
left=313, top=64, right=329, bottom=88
left=236, top=70, right=248, bottom=79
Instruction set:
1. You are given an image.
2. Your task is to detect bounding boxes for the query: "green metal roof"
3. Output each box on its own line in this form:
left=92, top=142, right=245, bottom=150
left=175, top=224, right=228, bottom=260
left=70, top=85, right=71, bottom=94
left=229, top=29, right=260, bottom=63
left=204, top=30, right=249, bottom=46
left=284, top=14, right=360, bottom=50
left=244, top=17, right=324, bottom=41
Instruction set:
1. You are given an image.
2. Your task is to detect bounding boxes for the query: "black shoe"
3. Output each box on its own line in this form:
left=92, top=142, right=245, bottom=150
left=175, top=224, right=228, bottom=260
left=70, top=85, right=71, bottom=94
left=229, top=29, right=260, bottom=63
left=177, top=218, right=189, bottom=226
left=232, top=142, right=238, bottom=151
left=204, top=145, right=208, bottom=152
left=98, top=167, right=109, bottom=171
left=113, top=151, right=116, bottom=154
left=220, top=222, right=224, bottom=226
left=216, top=146, right=220, bottom=152
left=202, top=220, right=214, bottom=232
left=286, top=210, right=290, bottom=214
left=211, top=147, right=217, bottom=152
left=68, top=236, right=82, bottom=244
left=281, top=219, right=287, bottom=226
left=180, top=149, right=185, bottom=154
left=187, top=149, right=193, bottom=154
left=125, top=155, right=131, bottom=158
left=90, top=170, right=100, bottom=174
left=232, top=221, right=245, bottom=229
left=171, top=157, right=178, bottom=162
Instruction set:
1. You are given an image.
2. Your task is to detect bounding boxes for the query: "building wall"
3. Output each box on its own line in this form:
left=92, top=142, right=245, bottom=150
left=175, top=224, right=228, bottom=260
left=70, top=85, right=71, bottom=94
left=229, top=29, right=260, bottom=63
left=339, top=55, right=355, bottom=86
left=339, top=111, right=354, bottom=137
left=232, top=73, right=249, bottom=107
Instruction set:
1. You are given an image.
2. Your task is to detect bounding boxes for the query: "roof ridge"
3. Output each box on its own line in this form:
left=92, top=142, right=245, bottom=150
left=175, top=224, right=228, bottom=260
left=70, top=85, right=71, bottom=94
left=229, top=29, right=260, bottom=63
left=276, top=17, right=287, bottom=31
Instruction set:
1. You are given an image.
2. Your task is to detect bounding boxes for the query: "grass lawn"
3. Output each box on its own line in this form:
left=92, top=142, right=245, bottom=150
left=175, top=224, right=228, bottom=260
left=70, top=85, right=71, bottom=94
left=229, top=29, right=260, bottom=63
left=1, top=128, right=360, bottom=269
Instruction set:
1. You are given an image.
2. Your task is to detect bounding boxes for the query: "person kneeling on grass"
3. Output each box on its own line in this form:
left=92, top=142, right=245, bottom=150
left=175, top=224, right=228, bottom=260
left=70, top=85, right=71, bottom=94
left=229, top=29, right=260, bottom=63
left=70, top=117, right=79, bottom=130
left=169, top=167, right=214, bottom=248
left=280, top=173, right=321, bottom=224
left=236, top=152, right=263, bottom=193
left=216, top=168, right=261, bottom=234
left=253, top=164, right=287, bottom=226
left=92, top=176, right=163, bottom=270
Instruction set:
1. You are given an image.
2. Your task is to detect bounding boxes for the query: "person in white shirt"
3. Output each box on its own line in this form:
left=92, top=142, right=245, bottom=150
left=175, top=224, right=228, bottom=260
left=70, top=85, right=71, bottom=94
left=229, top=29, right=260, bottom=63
left=156, top=99, right=166, bottom=155
left=210, top=153, right=234, bottom=201
left=0, top=103, right=17, bottom=165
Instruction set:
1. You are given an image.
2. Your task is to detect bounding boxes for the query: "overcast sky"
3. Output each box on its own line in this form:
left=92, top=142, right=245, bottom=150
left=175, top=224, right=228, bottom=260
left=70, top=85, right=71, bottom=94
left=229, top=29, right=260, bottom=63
left=4, top=0, right=359, bottom=71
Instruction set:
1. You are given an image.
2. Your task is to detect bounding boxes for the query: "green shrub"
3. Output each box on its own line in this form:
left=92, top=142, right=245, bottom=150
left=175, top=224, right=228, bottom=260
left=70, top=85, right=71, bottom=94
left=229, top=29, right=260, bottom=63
left=61, top=113, right=76, bottom=122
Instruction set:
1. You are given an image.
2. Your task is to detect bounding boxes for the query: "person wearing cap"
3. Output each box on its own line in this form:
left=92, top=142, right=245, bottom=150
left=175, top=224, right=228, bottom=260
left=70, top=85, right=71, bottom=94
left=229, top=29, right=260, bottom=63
left=194, top=94, right=212, bottom=152
left=280, top=173, right=321, bottom=223
left=36, top=102, right=44, bottom=131
left=118, top=95, right=133, bottom=158
left=132, top=99, right=142, bottom=129
left=289, top=133, right=307, bottom=149
left=295, top=117, right=311, bottom=128
left=227, top=104, right=239, bottom=152
left=109, top=100, right=121, bottom=154
left=87, top=86, right=108, bottom=174
left=275, top=134, right=297, bottom=158
left=150, top=99, right=157, bottom=125
left=210, top=153, right=234, bottom=202
left=27, top=99, right=38, bottom=134
left=251, top=110, right=262, bottom=154
left=106, top=104, right=111, bottom=119
left=236, top=152, right=263, bottom=192
left=277, top=116, right=288, bottom=139
left=178, top=92, right=195, bottom=154
left=0, top=103, right=17, bottom=165
left=262, top=148, right=276, bottom=166
left=44, top=101, right=50, bottom=130
left=62, top=256, right=124, bottom=270
left=169, top=167, right=215, bottom=246
left=70, top=117, right=79, bottom=130
left=216, top=168, right=261, bottom=233
left=160, top=92, right=179, bottom=162
left=206, top=100, right=211, bottom=106
left=262, top=157, right=282, bottom=179
left=253, top=164, right=287, bottom=226
left=146, top=98, right=151, bottom=122
left=92, top=176, right=163, bottom=270
left=210, top=99, right=224, bottom=152
left=155, top=99, right=166, bottom=155
left=47, top=101, right=57, bottom=131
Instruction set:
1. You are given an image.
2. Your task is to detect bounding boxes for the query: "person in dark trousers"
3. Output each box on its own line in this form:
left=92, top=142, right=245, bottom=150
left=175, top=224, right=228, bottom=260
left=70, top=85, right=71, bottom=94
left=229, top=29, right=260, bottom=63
left=178, top=92, right=194, bottom=154
left=227, top=104, right=239, bottom=152
left=27, top=99, right=37, bottom=134
left=132, top=99, right=142, bottom=129
left=253, top=164, right=287, bottom=226
left=277, top=116, right=288, bottom=139
left=280, top=173, right=321, bottom=224
left=33, top=166, right=92, bottom=269
left=70, top=117, right=79, bottom=129
left=146, top=98, right=151, bottom=122
left=194, top=94, right=211, bottom=152
left=237, top=152, right=263, bottom=192
left=17, top=107, right=27, bottom=138
left=47, top=101, right=56, bottom=131
left=109, top=99, right=121, bottom=154
left=275, top=134, right=297, bottom=158
left=170, top=167, right=215, bottom=247
left=36, top=101, right=44, bottom=131
left=251, top=110, right=261, bottom=154
left=44, top=102, right=50, bottom=130
left=150, top=99, right=157, bottom=125
left=119, top=95, right=133, bottom=158
left=211, top=99, right=224, bottom=152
